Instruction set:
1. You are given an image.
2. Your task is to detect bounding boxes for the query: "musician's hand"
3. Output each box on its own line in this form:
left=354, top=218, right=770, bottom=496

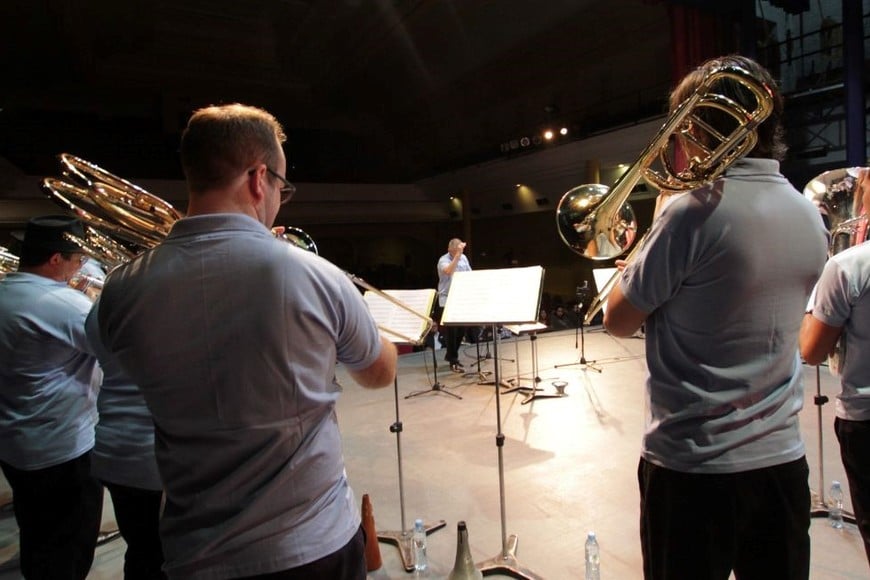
left=271, top=226, right=286, bottom=237
left=615, top=259, right=628, bottom=272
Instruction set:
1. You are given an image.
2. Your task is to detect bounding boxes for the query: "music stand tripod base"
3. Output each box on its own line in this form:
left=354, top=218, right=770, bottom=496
left=377, top=520, right=447, bottom=572
left=405, top=347, right=462, bottom=399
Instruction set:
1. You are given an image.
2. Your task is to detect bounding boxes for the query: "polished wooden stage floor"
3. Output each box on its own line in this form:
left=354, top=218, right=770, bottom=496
left=1, top=327, right=867, bottom=578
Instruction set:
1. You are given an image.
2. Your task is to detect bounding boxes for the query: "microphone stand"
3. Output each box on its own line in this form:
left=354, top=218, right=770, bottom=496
left=554, top=284, right=602, bottom=373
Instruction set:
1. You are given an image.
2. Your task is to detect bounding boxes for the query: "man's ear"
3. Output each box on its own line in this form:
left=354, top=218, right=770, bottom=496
left=247, top=165, right=267, bottom=204
left=47, top=252, right=65, bottom=266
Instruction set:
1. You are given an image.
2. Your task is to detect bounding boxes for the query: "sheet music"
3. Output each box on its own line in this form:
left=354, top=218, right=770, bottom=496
left=504, top=322, right=548, bottom=335
left=363, top=288, right=436, bottom=345
left=442, top=266, right=544, bottom=325
left=592, top=267, right=619, bottom=315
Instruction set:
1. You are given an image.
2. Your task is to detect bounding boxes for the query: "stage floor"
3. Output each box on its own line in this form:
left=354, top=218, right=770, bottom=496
left=1, top=327, right=867, bottom=578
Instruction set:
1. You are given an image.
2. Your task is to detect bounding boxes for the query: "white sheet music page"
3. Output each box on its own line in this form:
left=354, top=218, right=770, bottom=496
left=363, top=288, right=436, bottom=345
left=592, top=267, right=619, bottom=315
left=504, top=322, right=548, bottom=335
left=441, top=266, right=544, bottom=325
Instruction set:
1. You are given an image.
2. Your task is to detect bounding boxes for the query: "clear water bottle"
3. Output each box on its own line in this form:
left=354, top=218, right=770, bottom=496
left=829, top=481, right=844, bottom=529
left=413, top=518, right=429, bottom=575
left=585, top=531, right=600, bottom=580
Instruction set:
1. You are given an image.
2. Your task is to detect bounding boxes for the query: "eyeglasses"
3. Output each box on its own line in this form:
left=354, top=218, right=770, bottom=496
left=61, top=253, right=87, bottom=265
left=265, top=167, right=296, bottom=205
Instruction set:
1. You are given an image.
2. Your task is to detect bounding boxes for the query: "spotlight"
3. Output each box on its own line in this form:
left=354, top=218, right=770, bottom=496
left=520, top=136, right=531, bottom=147
left=560, top=127, right=568, bottom=136
left=543, top=130, right=554, bottom=141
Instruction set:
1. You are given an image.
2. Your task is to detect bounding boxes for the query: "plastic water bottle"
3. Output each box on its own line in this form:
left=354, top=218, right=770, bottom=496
left=585, top=531, right=600, bottom=580
left=829, top=481, right=844, bottom=529
left=413, top=518, right=429, bottom=575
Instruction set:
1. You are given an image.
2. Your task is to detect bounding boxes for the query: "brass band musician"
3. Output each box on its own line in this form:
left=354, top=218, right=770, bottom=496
left=605, top=55, right=828, bottom=579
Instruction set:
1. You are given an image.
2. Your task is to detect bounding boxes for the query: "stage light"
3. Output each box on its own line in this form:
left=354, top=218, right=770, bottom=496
left=560, top=127, right=568, bottom=136
left=520, top=137, right=531, bottom=147
left=543, top=130, right=554, bottom=141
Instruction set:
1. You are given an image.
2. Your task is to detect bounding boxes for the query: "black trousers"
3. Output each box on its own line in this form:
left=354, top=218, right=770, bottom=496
left=638, top=456, right=810, bottom=580
left=103, top=481, right=166, bottom=580
left=435, top=304, right=465, bottom=364
left=835, top=417, right=870, bottom=568
left=1, top=452, right=104, bottom=580
left=237, top=525, right=366, bottom=580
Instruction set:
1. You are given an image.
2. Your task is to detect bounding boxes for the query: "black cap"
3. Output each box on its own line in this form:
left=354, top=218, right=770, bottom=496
left=18, top=215, right=85, bottom=254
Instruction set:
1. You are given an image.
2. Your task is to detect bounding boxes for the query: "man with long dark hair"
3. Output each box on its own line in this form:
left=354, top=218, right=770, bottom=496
left=605, top=55, right=828, bottom=579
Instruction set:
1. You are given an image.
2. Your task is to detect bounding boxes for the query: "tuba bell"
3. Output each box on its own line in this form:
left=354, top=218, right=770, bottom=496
left=41, top=153, right=321, bottom=267
left=804, top=167, right=868, bottom=256
left=557, top=62, right=775, bottom=324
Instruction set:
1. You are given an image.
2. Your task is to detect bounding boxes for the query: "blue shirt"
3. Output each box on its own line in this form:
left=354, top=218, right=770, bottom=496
left=621, top=158, right=828, bottom=473
left=85, top=305, right=161, bottom=490
left=437, top=252, right=471, bottom=307
left=810, top=241, right=870, bottom=421
left=98, top=213, right=383, bottom=580
left=0, top=272, right=100, bottom=469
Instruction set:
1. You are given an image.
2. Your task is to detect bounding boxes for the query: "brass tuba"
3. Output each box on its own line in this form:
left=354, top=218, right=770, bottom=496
left=803, top=166, right=868, bottom=375
left=557, top=62, right=775, bottom=324
left=40, top=154, right=433, bottom=343
left=41, top=153, right=321, bottom=267
left=804, top=167, right=868, bottom=256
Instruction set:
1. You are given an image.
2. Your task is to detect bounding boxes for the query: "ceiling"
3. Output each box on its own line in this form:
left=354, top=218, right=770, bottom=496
left=0, top=0, right=676, bottom=188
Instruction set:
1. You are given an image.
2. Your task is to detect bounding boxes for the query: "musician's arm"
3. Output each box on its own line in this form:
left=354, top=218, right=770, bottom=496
left=604, top=282, right=648, bottom=338
left=348, top=335, right=398, bottom=388
left=799, top=313, right=842, bottom=365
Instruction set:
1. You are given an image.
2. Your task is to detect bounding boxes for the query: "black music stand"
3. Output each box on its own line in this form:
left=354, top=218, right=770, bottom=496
left=406, top=346, right=462, bottom=400
left=465, top=333, right=494, bottom=381
left=554, top=283, right=603, bottom=373
left=359, top=287, right=446, bottom=570
left=501, top=323, right=563, bottom=405
left=441, top=266, right=545, bottom=579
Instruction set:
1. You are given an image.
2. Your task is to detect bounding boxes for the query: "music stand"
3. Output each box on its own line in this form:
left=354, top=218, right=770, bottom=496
left=442, top=266, right=545, bottom=579
left=808, top=364, right=857, bottom=524
left=360, top=287, right=446, bottom=570
left=554, top=280, right=603, bottom=373
left=406, top=346, right=462, bottom=400
left=502, top=323, right=562, bottom=405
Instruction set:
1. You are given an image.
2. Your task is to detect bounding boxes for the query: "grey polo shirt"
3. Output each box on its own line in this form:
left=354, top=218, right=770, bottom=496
left=98, top=213, right=383, bottom=579
left=621, top=158, right=828, bottom=473
left=811, top=241, right=870, bottom=421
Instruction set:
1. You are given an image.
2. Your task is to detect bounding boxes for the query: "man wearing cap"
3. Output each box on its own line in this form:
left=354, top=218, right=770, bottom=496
left=0, top=215, right=104, bottom=580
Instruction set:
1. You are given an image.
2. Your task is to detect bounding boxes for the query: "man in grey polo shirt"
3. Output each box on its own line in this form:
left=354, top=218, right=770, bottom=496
left=801, top=167, right=870, bottom=567
left=97, top=103, right=397, bottom=580
left=0, top=215, right=104, bottom=580
left=605, top=55, right=828, bottom=579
